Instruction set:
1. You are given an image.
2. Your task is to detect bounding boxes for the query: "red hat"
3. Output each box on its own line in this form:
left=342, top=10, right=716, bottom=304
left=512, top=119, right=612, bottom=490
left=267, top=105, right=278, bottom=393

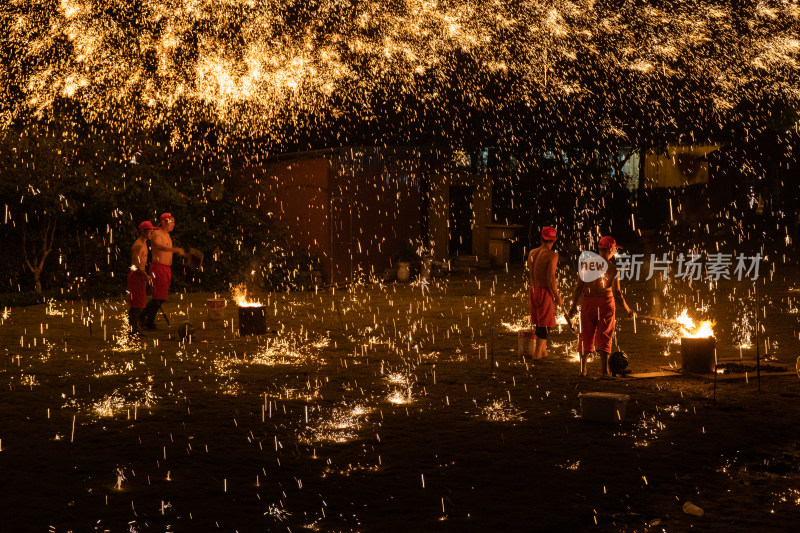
left=541, top=226, right=557, bottom=241
left=138, top=221, right=155, bottom=232
left=599, top=236, right=622, bottom=249
left=160, top=212, right=173, bottom=221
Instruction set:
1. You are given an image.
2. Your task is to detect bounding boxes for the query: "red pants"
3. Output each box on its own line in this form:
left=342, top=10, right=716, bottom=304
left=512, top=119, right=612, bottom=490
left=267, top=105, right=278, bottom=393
left=149, top=263, right=172, bottom=300
left=579, top=296, right=615, bottom=354
left=127, top=270, right=148, bottom=308
left=529, top=286, right=556, bottom=327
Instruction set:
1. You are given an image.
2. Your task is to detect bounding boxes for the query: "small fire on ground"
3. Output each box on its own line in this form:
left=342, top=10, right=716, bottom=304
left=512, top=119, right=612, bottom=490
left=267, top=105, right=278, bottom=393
left=232, top=283, right=262, bottom=307
left=675, top=309, right=714, bottom=338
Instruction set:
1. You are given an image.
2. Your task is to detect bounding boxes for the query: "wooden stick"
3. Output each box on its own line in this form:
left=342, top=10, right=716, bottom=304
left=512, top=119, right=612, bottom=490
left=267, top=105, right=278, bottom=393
left=625, top=314, right=680, bottom=324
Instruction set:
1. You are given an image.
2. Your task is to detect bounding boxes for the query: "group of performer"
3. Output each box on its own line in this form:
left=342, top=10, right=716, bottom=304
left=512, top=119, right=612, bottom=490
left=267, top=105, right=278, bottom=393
left=127, top=213, right=185, bottom=334
left=527, top=226, right=633, bottom=377
left=127, top=216, right=628, bottom=369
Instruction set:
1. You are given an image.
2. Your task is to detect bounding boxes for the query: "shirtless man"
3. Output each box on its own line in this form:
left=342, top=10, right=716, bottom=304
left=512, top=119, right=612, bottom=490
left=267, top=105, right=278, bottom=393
left=568, top=236, right=633, bottom=376
left=526, top=226, right=563, bottom=359
left=127, top=221, right=155, bottom=334
left=142, top=213, right=185, bottom=329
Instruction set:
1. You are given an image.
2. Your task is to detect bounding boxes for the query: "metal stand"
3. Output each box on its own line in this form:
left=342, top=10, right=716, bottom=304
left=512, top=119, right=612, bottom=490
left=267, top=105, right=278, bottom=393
left=713, top=349, right=718, bottom=405
left=755, top=277, right=761, bottom=392
left=489, top=278, right=495, bottom=373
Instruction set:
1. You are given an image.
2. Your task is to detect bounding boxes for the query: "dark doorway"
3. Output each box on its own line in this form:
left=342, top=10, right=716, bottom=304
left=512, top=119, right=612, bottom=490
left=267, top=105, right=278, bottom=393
left=449, top=185, right=473, bottom=256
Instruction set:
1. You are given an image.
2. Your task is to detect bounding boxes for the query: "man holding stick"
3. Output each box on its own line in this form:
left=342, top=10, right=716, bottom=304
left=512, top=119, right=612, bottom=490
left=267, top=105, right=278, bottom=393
left=142, top=213, right=185, bottom=329
left=568, top=236, right=633, bottom=376
left=526, top=226, right=563, bottom=359
left=127, top=221, right=155, bottom=334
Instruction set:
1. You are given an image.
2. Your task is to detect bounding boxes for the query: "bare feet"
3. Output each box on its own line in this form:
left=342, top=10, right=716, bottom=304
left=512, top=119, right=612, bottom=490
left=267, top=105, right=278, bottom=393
left=534, top=338, right=548, bottom=359
left=600, top=352, right=610, bottom=376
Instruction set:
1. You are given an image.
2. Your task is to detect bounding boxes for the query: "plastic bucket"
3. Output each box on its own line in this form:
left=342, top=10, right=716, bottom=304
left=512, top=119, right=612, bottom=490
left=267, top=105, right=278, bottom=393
left=207, top=298, right=226, bottom=320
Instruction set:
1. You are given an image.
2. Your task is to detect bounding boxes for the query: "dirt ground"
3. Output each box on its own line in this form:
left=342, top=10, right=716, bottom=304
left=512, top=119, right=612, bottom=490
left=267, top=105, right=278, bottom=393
left=2, top=265, right=800, bottom=532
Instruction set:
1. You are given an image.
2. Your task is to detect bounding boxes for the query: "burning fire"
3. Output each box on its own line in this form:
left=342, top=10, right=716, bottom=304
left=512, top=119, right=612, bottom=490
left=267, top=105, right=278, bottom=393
left=675, top=310, right=714, bottom=338
left=232, top=283, right=262, bottom=307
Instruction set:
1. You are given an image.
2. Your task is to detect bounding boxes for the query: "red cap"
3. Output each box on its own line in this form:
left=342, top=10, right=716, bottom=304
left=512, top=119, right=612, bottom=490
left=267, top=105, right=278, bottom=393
left=138, top=221, right=155, bottom=232
left=160, top=212, right=173, bottom=221
left=541, top=226, right=557, bottom=241
left=599, top=236, right=622, bottom=249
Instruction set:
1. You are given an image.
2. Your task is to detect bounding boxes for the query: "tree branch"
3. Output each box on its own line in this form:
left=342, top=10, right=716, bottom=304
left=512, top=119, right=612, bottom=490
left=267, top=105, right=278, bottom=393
left=21, top=227, right=35, bottom=273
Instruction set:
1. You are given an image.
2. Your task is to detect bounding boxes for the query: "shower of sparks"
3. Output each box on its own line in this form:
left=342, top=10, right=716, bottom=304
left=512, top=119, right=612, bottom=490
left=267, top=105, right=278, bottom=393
left=64, top=382, right=159, bottom=418
left=112, top=332, right=146, bottom=353
left=733, top=306, right=755, bottom=348
left=275, top=385, right=323, bottom=402
left=478, top=399, right=525, bottom=422
left=773, top=488, right=800, bottom=506
left=386, top=388, right=412, bottom=404
left=250, top=332, right=330, bottom=365
left=300, top=404, right=372, bottom=444
left=266, top=504, right=292, bottom=521
left=615, top=404, right=682, bottom=447
left=1, top=1, right=798, bottom=146
left=384, top=371, right=412, bottom=387
left=114, top=467, right=126, bottom=490
left=93, top=360, right=136, bottom=378
left=558, top=460, right=580, bottom=470
left=19, top=374, right=39, bottom=387
left=502, top=313, right=568, bottom=333
left=45, top=300, right=65, bottom=316
left=501, top=318, right=530, bottom=333
left=91, top=391, right=127, bottom=417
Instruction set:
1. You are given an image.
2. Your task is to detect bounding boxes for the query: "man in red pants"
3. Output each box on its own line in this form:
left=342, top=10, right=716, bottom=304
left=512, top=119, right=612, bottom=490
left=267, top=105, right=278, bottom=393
left=142, top=213, right=185, bottom=329
left=526, top=226, right=563, bottom=359
left=127, top=221, right=155, bottom=334
left=568, top=236, right=632, bottom=376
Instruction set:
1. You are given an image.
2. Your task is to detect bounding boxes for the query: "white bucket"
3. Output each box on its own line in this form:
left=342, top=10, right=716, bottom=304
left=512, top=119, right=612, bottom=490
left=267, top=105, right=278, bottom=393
left=207, top=298, right=226, bottom=320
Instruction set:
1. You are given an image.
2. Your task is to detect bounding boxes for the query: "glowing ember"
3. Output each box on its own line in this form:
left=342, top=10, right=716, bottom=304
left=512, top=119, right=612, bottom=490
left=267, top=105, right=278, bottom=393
left=65, top=382, right=159, bottom=418
left=478, top=400, right=525, bottom=422
left=387, top=389, right=411, bottom=404
left=503, top=314, right=567, bottom=333
left=500, top=318, right=529, bottom=332
left=45, top=300, right=65, bottom=316
left=300, top=405, right=371, bottom=444
left=384, top=372, right=411, bottom=386
left=114, top=467, right=126, bottom=491
left=232, top=283, right=262, bottom=307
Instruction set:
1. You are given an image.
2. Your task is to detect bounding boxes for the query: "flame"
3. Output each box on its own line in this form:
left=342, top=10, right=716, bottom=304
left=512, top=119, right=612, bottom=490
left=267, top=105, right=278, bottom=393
left=676, top=309, right=714, bottom=338
left=232, top=283, right=262, bottom=307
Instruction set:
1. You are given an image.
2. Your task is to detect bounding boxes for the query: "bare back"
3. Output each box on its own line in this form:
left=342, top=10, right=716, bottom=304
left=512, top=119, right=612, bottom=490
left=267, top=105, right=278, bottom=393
left=131, top=237, right=148, bottom=272
left=150, top=228, right=174, bottom=266
left=582, top=260, right=618, bottom=297
left=528, top=246, right=557, bottom=288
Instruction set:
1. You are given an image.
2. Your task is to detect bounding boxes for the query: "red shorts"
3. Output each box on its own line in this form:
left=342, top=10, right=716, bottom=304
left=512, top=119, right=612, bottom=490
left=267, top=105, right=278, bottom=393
left=149, top=263, right=172, bottom=300
left=529, top=286, right=556, bottom=327
left=579, top=296, right=615, bottom=354
left=127, top=270, right=148, bottom=308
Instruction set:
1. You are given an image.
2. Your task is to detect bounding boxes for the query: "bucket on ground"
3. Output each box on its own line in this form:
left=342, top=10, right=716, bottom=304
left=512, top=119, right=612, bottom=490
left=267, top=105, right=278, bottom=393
left=518, top=330, right=536, bottom=356
left=207, top=298, right=226, bottom=320
left=681, top=337, right=716, bottom=374
left=578, top=392, right=630, bottom=422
